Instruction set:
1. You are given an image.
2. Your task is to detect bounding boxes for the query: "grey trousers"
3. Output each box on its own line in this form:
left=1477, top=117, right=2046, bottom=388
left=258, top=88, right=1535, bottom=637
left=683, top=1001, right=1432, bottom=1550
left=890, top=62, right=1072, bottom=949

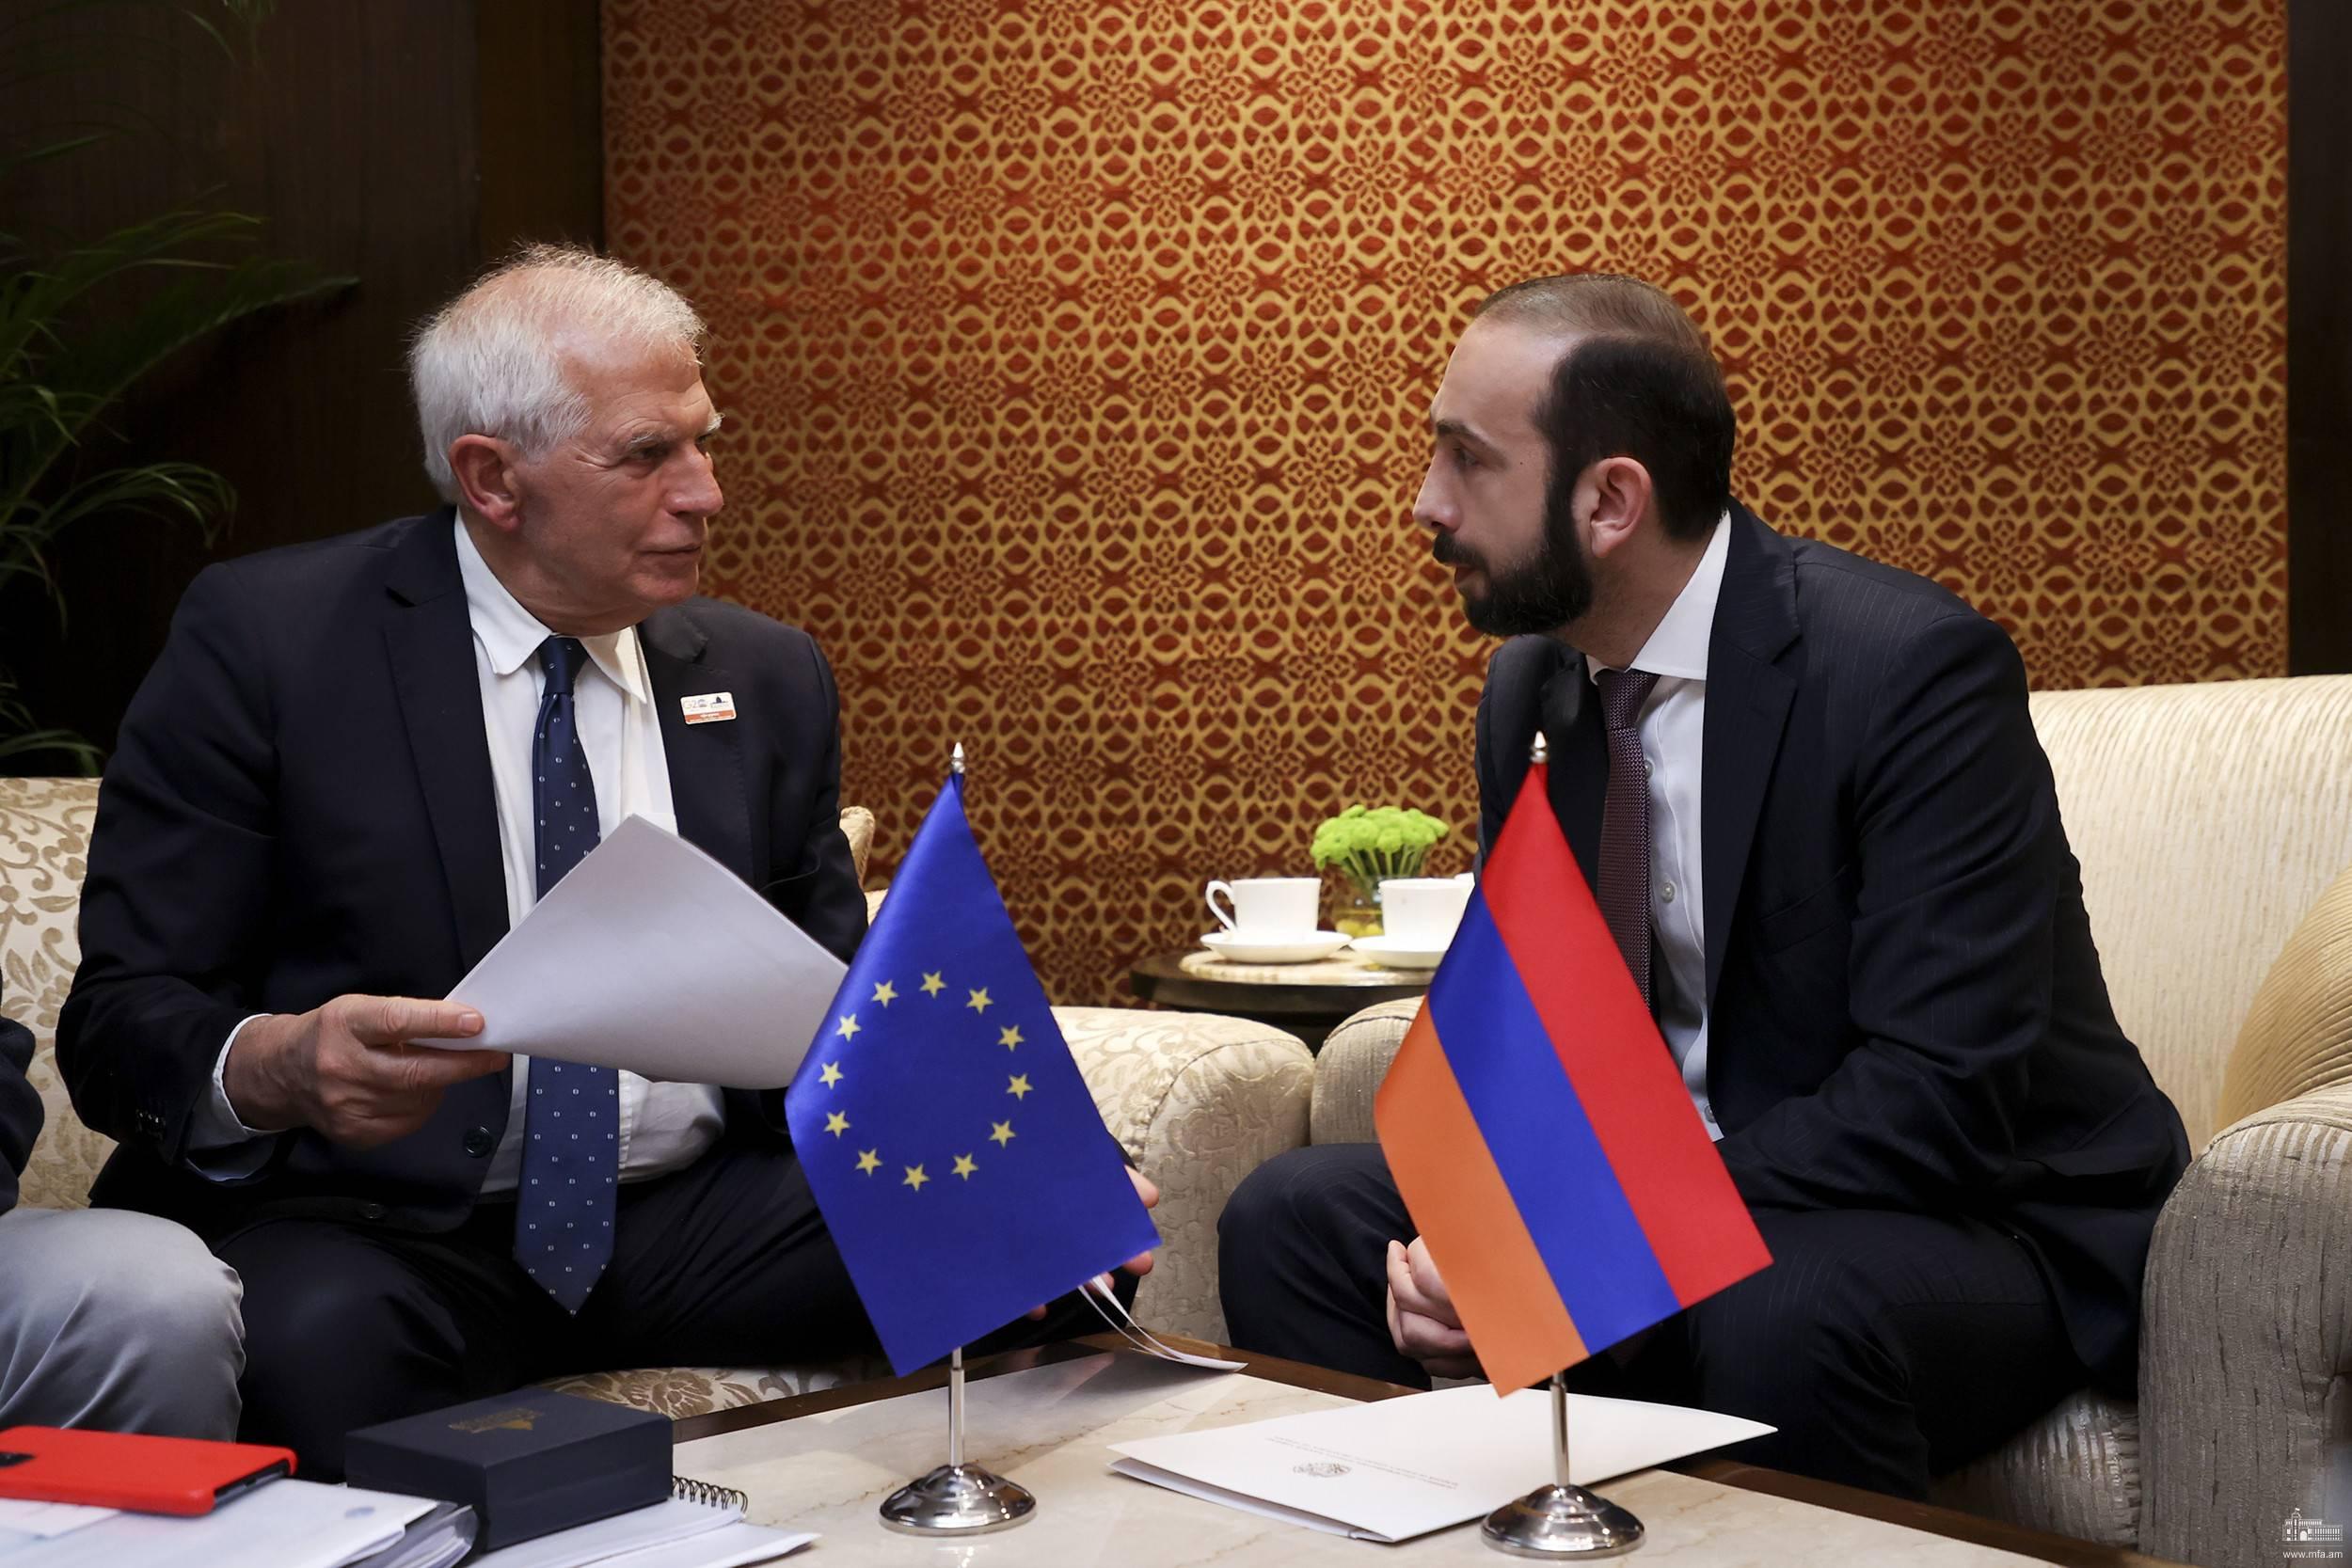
left=0, top=1206, right=244, bottom=1438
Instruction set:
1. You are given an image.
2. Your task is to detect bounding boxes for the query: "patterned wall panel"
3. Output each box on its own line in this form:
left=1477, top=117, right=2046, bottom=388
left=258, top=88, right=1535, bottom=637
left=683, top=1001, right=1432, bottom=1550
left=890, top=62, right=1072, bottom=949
left=603, top=0, right=2287, bottom=1006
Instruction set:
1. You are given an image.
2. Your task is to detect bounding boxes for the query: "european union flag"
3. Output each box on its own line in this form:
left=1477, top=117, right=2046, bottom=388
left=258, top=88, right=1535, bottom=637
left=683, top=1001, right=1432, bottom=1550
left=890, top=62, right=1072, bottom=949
left=786, top=772, right=1159, bottom=1373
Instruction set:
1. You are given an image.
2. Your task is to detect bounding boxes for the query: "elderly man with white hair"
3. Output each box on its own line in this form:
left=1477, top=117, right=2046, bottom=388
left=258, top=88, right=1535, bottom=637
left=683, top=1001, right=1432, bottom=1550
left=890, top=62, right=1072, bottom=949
left=57, top=245, right=1151, bottom=1474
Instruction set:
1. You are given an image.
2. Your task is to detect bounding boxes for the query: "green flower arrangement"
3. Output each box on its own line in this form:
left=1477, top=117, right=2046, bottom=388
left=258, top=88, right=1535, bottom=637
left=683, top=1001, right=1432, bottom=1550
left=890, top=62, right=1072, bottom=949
left=1311, top=805, right=1450, bottom=935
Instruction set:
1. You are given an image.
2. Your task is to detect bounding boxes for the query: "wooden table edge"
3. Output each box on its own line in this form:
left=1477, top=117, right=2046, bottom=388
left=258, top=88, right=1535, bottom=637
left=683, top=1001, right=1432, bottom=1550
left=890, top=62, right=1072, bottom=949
left=1127, top=960, right=1429, bottom=1033
left=669, top=1336, right=2184, bottom=1567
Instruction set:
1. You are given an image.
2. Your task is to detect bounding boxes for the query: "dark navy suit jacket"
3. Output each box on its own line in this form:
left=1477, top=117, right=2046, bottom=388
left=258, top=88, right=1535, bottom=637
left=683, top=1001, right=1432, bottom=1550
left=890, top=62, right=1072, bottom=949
left=2, top=1007, right=39, bottom=1216
left=58, top=510, right=867, bottom=1239
left=1473, top=505, right=2187, bottom=1392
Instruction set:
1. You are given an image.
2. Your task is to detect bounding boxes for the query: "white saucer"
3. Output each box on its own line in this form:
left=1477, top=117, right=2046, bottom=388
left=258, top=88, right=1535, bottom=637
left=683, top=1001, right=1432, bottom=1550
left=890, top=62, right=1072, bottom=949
left=1348, top=934, right=1451, bottom=970
left=1200, top=930, right=1353, bottom=965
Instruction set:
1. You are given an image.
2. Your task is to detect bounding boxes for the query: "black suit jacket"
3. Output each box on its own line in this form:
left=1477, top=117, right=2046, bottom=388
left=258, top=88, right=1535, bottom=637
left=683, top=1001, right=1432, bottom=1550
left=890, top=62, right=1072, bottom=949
left=1473, top=506, right=2187, bottom=1392
left=2, top=1006, right=40, bottom=1216
left=58, top=510, right=867, bottom=1239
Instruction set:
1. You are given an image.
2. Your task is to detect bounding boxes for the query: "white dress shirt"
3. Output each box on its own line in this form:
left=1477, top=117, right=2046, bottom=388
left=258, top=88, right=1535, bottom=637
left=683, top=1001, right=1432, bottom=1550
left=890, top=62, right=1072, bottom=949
left=1587, top=513, right=1730, bottom=1137
left=195, top=518, right=725, bottom=1188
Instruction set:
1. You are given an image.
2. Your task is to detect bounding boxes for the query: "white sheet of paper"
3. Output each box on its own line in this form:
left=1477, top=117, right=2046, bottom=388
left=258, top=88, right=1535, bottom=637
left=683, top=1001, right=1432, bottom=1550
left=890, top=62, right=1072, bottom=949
left=415, top=815, right=847, bottom=1089
left=581, top=1522, right=818, bottom=1568
left=1108, top=1384, right=1773, bottom=1544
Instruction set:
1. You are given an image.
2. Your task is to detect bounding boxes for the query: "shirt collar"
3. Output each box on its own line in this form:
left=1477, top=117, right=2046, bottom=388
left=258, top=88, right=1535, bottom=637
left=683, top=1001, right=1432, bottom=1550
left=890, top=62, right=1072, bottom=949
left=1590, top=510, right=1731, bottom=685
left=452, top=516, right=649, bottom=704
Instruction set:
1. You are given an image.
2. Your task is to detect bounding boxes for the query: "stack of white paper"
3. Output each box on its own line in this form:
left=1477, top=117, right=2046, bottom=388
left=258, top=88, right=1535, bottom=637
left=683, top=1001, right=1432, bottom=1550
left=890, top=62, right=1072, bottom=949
left=1109, top=1384, right=1773, bottom=1543
left=465, top=1495, right=814, bottom=1568
left=0, top=1481, right=437, bottom=1568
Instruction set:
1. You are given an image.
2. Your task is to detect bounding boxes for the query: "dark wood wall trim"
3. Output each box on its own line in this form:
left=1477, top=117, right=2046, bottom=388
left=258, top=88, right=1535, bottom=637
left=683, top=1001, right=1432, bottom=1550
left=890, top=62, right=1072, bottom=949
left=2290, top=0, right=2352, bottom=674
left=476, top=0, right=605, bottom=260
left=0, top=0, right=603, bottom=770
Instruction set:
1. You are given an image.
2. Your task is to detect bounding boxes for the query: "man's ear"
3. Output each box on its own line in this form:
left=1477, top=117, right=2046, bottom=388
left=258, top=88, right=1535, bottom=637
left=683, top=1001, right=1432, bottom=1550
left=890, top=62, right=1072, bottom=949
left=1581, top=456, right=1657, bottom=561
left=448, top=436, right=523, bottom=531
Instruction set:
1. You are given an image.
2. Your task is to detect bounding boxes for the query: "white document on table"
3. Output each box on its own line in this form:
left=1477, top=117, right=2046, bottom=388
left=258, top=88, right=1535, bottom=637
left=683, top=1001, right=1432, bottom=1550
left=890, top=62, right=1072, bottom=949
left=414, top=815, right=847, bottom=1089
left=1108, top=1384, right=1772, bottom=1544
left=465, top=1495, right=815, bottom=1568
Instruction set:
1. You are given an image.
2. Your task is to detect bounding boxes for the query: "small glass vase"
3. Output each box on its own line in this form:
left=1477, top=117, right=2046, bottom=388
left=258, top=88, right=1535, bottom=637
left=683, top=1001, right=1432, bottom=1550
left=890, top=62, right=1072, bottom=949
left=1333, top=875, right=1383, bottom=939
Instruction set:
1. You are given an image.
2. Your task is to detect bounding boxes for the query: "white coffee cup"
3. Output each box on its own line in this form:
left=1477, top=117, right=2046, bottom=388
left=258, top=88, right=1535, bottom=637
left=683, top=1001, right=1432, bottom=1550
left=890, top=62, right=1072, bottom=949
left=1206, top=877, right=1321, bottom=937
left=1380, top=876, right=1473, bottom=948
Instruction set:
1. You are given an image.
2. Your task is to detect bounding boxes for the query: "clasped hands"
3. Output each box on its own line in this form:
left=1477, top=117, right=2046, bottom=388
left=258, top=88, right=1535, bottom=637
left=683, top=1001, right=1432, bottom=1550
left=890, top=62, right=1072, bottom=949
left=1386, top=1234, right=1478, bottom=1380
left=222, top=992, right=1160, bottom=1307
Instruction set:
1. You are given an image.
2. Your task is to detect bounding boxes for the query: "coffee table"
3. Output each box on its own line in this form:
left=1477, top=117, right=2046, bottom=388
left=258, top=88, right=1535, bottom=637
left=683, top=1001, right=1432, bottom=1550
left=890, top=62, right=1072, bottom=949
left=1128, top=949, right=1431, bottom=1051
left=672, top=1335, right=2184, bottom=1566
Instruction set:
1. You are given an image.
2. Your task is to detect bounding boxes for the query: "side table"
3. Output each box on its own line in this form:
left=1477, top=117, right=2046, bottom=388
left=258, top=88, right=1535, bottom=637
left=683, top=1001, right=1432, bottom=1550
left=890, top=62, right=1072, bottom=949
left=1127, top=949, right=1430, bottom=1051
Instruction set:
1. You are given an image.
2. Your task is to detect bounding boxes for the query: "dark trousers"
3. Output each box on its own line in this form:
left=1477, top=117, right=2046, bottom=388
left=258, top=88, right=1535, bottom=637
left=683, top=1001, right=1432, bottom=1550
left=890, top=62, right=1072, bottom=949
left=221, top=1139, right=1127, bottom=1477
left=1216, top=1143, right=2077, bottom=1500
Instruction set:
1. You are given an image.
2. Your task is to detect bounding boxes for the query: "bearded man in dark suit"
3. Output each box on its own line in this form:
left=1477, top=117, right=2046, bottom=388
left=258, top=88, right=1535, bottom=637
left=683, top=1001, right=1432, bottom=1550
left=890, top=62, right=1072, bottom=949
left=1216, top=273, right=2187, bottom=1499
left=61, top=245, right=1152, bottom=1474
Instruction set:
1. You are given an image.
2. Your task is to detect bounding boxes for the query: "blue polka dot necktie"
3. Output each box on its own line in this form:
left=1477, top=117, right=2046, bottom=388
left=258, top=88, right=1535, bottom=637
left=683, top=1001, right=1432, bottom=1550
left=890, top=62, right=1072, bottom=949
left=516, top=635, right=619, bottom=1311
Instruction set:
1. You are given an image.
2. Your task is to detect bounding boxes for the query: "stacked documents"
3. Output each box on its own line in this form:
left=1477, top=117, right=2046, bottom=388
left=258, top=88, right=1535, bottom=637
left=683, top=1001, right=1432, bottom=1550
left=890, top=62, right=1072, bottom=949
left=465, top=1492, right=814, bottom=1568
left=0, top=1478, right=810, bottom=1568
left=0, top=1481, right=457, bottom=1568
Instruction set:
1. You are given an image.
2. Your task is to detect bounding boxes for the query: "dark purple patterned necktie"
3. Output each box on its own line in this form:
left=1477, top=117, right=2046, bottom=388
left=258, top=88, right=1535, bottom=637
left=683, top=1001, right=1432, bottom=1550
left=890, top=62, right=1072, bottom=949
left=515, top=635, right=619, bottom=1312
left=1594, top=666, right=1661, bottom=1009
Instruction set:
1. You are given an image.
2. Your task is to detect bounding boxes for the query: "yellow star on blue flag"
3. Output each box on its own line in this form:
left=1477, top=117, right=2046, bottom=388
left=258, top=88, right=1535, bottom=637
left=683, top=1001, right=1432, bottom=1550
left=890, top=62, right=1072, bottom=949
left=786, top=771, right=1158, bottom=1373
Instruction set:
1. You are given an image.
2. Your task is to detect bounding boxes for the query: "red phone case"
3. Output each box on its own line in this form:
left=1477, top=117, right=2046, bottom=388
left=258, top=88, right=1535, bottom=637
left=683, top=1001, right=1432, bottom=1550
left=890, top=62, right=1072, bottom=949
left=0, top=1426, right=297, bottom=1515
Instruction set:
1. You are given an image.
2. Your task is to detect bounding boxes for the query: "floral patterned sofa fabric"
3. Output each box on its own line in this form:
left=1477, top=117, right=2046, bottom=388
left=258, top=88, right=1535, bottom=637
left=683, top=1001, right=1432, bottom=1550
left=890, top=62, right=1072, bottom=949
left=0, top=777, right=1310, bottom=1418
left=0, top=775, right=111, bottom=1212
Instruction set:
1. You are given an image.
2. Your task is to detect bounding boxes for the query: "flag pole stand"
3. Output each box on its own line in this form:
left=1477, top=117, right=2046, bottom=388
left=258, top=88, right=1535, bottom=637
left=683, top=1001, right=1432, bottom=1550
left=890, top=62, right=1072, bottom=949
left=878, top=1346, right=1036, bottom=1535
left=1480, top=1372, right=1644, bottom=1558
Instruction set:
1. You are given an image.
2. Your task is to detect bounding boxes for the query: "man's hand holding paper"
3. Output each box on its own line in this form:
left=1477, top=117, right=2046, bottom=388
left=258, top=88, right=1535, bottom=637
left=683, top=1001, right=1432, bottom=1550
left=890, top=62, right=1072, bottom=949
left=225, top=996, right=506, bottom=1148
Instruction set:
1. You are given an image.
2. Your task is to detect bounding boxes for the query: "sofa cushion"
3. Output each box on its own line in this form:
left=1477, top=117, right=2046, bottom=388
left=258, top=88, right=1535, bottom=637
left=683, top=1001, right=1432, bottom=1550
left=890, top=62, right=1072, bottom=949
left=1057, top=1005, right=1312, bottom=1343
left=2217, top=854, right=2352, bottom=1129
left=543, top=1356, right=892, bottom=1418
left=1928, top=1388, right=2140, bottom=1549
left=2028, top=675, right=2352, bottom=1147
left=0, top=775, right=111, bottom=1211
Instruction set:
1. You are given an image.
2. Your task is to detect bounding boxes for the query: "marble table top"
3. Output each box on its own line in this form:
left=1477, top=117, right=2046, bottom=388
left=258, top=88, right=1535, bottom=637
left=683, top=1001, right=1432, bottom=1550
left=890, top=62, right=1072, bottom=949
left=675, top=1352, right=2052, bottom=1565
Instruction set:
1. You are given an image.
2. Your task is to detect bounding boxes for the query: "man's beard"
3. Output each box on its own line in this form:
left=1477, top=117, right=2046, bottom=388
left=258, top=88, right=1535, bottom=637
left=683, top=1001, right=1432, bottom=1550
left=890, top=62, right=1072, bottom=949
left=1433, top=494, right=1594, bottom=638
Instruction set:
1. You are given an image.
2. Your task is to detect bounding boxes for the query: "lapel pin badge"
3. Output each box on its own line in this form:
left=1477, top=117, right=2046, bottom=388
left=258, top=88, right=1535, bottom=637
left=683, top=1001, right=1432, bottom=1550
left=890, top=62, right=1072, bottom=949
left=681, top=691, right=737, bottom=725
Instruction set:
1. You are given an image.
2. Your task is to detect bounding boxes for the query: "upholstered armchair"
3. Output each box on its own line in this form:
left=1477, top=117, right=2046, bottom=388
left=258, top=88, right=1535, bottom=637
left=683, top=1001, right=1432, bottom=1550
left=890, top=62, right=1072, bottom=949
left=1310, top=674, right=2352, bottom=1568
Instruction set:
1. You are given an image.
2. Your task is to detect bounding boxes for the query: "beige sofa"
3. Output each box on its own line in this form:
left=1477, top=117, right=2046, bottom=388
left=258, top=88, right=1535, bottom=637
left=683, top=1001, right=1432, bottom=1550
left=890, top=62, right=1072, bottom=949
left=1312, top=674, right=2352, bottom=1568
left=0, top=781, right=1311, bottom=1414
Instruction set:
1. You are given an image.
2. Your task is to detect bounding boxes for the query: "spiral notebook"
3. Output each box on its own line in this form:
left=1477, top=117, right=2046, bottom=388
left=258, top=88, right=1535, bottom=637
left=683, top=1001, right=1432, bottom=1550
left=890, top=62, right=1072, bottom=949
left=464, top=1478, right=815, bottom=1568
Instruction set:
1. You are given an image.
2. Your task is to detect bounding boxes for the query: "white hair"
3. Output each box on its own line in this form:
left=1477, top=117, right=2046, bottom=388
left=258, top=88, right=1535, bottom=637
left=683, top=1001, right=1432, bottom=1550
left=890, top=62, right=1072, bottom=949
left=407, top=243, right=707, bottom=501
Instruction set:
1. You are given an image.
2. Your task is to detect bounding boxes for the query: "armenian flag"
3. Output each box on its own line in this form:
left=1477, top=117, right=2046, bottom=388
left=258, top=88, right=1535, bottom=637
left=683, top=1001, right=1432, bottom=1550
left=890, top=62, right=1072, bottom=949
left=1374, top=759, right=1771, bottom=1394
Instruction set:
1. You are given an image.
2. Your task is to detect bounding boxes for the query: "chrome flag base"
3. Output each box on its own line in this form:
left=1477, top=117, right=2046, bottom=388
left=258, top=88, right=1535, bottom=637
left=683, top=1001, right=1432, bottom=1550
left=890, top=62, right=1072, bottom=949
left=878, top=1463, right=1036, bottom=1535
left=1481, top=1371, right=1644, bottom=1557
left=879, top=1346, right=1037, bottom=1535
left=1481, top=1482, right=1645, bottom=1557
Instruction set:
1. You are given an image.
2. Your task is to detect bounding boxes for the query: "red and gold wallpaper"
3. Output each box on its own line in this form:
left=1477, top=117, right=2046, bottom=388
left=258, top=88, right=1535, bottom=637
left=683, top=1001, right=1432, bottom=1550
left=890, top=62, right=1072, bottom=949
left=603, top=0, right=2288, bottom=1006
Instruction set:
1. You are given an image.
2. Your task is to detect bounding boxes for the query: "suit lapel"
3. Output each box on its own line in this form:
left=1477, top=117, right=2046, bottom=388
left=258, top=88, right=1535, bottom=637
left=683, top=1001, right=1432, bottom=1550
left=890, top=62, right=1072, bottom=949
left=1701, top=505, right=1801, bottom=1004
left=382, top=511, right=509, bottom=972
left=642, top=605, right=755, bottom=885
